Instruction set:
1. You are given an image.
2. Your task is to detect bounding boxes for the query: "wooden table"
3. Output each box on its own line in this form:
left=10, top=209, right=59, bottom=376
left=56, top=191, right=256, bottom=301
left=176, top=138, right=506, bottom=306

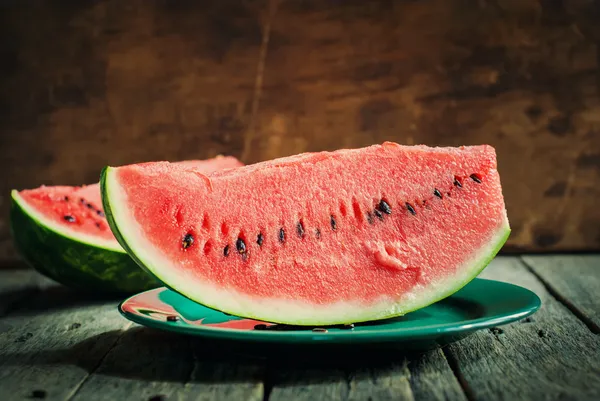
left=0, top=255, right=598, bottom=401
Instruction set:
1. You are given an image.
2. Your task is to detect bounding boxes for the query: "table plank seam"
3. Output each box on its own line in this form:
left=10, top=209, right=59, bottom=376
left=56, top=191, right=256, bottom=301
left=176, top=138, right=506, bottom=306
left=520, top=256, right=600, bottom=334
left=441, top=346, right=476, bottom=401
left=262, top=364, right=273, bottom=401
left=63, top=322, right=133, bottom=401
left=182, top=337, right=199, bottom=393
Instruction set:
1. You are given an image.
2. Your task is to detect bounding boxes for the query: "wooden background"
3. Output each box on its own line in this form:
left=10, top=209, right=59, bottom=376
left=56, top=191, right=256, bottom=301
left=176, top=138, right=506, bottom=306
left=1, top=0, right=599, bottom=257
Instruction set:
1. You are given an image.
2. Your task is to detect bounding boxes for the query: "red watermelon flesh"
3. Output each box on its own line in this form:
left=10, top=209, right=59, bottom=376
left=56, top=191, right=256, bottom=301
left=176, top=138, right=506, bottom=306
left=16, top=184, right=116, bottom=249
left=102, top=143, right=509, bottom=325
left=16, top=156, right=243, bottom=251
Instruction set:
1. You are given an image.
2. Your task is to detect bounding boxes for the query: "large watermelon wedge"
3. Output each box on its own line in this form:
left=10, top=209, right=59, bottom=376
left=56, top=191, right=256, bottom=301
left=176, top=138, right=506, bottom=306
left=10, top=156, right=243, bottom=294
left=102, top=143, right=509, bottom=324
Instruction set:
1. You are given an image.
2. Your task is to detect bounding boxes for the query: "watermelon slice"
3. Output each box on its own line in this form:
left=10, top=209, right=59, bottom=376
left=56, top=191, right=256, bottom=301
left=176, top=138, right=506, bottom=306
left=102, top=143, right=509, bottom=324
left=10, top=156, right=243, bottom=294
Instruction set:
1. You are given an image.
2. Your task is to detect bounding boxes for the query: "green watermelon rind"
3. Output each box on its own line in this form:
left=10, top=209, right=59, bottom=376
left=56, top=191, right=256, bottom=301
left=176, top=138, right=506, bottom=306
left=100, top=168, right=181, bottom=295
left=101, top=166, right=511, bottom=325
left=10, top=190, right=160, bottom=294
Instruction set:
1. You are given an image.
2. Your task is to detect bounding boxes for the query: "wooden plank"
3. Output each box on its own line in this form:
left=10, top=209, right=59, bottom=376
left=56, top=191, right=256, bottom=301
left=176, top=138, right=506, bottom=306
left=68, top=328, right=265, bottom=401
left=180, top=348, right=264, bottom=401
left=444, top=256, right=600, bottom=401
left=65, top=327, right=191, bottom=401
left=0, top=285, right=130, bottom=401
left=268, top=348, right=466, bottom=401
left=0, top=268, right=44, bottom=318
left=408, top=350, right=467, bottom=401
left=522, top=254, right=600, bottom=333
left=346, top=361, right=414, bottom=401
left=268, top=367, right=348, bottom=401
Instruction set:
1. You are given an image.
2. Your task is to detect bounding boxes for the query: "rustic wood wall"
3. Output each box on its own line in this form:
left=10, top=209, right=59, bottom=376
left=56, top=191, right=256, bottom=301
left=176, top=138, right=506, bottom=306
left=1, top=0, right=599, bottom=257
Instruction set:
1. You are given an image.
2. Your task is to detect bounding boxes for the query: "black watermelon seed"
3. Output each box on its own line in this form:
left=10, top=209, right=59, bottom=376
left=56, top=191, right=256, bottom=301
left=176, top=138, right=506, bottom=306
left=454, top=177, right=463, bottom=188
left=236, top=238, right=247, bottom=254
left=63, top=215, right=76, bottom=223
left=257, top=233, right=264, bottom=246
left=330, top=215, right=337, bottom=231
left=224, top=245, right=230, bottom=256
left=470, top=173, right=482, bottom=183
left=296, top=221, right=305, bottom=238
left=434, top=189, right=443, bottom=199
left=31, top=389, right=46, bottom=399
left=366, top=211, right=374, bottom=224
left=341, top=323, right=355, bottom=330
left=254, top=324, right=268, bottom=330
left=85, top=203, right=94, bottom=209
left=79, top=198, right=85, bottom=203
left=279, top=228, right=285, bottom=243
left=374, top=209, right=383, bottom=220
left=95, top=222, right=101, bottom=229
left=166, top=315, right=179, bottom=322
left=377, top=200, right=391, bottom=214
left=182, top=233, right=194, bottom=249
left=405, top=203, right=416, bottom=215
left=96, top=210, right=105, bottom=217
left=312, top=328, right=328, bottom=333
left=63, top=196, right=69, bottom=202
left=315, top=228, right=321, bottom=239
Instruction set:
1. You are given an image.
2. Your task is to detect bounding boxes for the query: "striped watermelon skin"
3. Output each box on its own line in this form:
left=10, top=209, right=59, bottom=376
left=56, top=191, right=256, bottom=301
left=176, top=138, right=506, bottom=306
left=10, top=156, right=243, bottom=294
left=10, top=194, right=156, bottom=293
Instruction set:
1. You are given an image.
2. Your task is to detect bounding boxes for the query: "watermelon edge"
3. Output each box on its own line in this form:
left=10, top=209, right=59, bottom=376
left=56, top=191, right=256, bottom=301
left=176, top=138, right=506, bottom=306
left=11, top=190, right=125, bottom=253
left=101, top=166, right=511, bottom=325
left=10, top=190, right=159, bottom=294
left=100, top=167, right=163, bottom=281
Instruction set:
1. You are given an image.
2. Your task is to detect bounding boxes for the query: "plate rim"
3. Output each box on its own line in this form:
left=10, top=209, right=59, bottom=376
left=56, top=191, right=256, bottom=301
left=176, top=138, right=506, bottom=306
left=118, top=278, right=541, bottom=344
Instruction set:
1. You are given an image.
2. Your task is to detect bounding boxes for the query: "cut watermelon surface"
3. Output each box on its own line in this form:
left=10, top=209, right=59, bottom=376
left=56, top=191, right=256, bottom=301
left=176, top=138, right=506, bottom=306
left=10, top=156, right=243, bottom=293
left=102, top=143, right=509, bottom=324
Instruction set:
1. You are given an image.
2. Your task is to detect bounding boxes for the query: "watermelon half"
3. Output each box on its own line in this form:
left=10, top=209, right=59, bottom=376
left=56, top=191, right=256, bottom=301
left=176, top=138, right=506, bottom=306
left=102, top=143, right=509, bottom=324
left=10, top=156, right=243, bottom=294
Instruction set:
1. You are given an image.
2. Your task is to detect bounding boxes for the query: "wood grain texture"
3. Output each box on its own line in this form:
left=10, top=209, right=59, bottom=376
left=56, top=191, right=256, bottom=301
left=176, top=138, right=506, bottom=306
left=254, top=0, right=600, bottom=252
left=268, top=368, right=348, bottom=401
left=522, top=254, right=600, bottom=333
left=69, top=328, right=265, bottom=401
left=67, top=327, right=193, bottom=401
left=0, top=268, right=46, bottom=317
left=180, top=348, right=264, bottom=401
left=0, top=256, right=599, bottom=400
left=408, top=350, right=467, bottom=401
left=346, top=362, right=414, bottom=401
left=267, top=348, right=465, bottom=401
left=0, top=284, right=131, bottom=401
left=0, top=0, right=599, bottom=252
left=0, top=0, right=267, bottom=257
left=446, top=257, right=600, bottom=401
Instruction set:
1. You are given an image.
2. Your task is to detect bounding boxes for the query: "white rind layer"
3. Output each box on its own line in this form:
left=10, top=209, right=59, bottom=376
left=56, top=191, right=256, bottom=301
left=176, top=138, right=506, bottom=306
left=104, top=168, right=510, bottom=325
left=11, top=190, right=124, bottom=253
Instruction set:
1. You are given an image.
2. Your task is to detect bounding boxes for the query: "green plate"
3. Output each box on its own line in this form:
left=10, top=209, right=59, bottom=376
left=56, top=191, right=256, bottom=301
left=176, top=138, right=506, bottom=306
left=119, top=278, right=540, bottom=348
